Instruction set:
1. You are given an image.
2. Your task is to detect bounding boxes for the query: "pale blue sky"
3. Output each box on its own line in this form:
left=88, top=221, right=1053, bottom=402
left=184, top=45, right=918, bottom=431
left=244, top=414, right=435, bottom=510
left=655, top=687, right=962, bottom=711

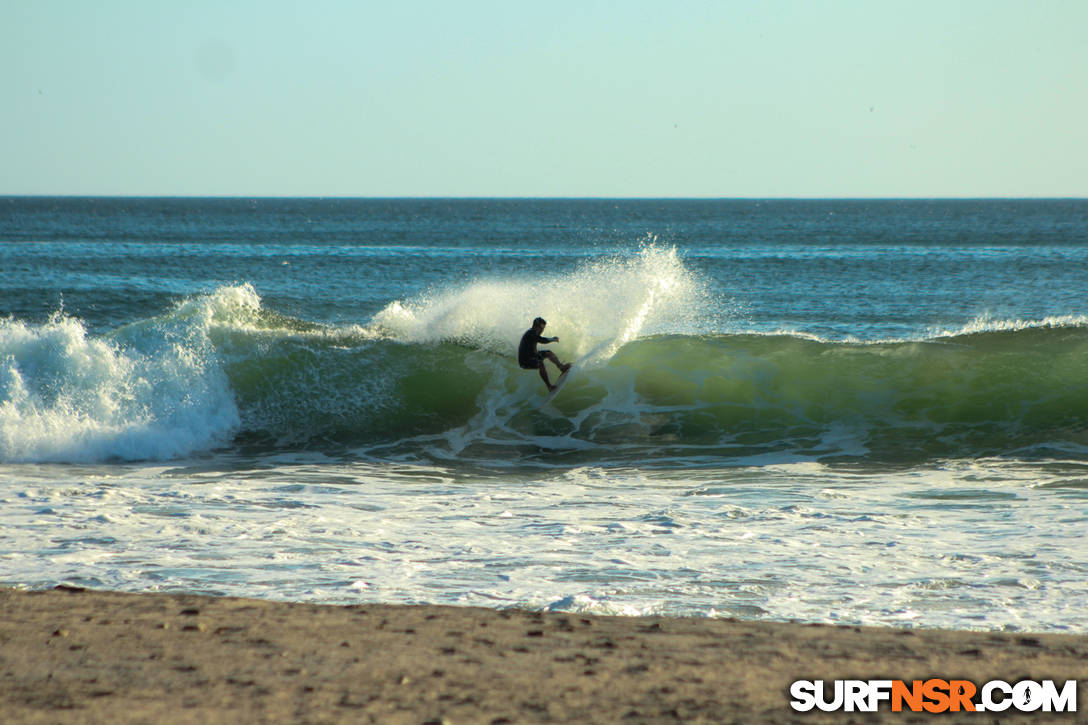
left=3, top=0, right=1086, bottom=197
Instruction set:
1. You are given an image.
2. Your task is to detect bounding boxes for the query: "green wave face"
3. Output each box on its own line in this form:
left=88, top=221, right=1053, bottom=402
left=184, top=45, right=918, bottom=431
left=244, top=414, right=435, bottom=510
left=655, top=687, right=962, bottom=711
left=223, top=324, right=1088, bottom=465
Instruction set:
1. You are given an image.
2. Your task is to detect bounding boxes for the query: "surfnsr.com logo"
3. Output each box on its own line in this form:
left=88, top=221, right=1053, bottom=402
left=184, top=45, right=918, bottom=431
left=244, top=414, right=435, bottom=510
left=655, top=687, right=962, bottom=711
left=790, top=679, right=1077, bottom=713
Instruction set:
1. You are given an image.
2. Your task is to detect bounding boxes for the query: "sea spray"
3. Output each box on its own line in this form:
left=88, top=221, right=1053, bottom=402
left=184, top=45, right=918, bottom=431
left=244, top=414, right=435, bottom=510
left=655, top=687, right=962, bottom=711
left=0, top=291, right=243, bottom=463
left=371, top=245, right=715, bottom=364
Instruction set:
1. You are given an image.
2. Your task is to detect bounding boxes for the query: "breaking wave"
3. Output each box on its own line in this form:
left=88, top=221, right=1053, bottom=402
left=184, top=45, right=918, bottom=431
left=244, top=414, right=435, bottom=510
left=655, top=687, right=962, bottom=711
left=3, top=247, right=1088, bottom=464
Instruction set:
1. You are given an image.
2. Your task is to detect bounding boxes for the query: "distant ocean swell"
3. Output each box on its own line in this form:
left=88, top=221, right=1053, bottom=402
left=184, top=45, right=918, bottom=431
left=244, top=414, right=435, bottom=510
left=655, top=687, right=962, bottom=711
left=3, top=247, right=1088, bottom=464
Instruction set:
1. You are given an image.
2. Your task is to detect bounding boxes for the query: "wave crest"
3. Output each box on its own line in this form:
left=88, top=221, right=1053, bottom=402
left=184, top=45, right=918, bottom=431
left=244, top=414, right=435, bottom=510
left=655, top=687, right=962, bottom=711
left=371, top=244, right=714, bottom=364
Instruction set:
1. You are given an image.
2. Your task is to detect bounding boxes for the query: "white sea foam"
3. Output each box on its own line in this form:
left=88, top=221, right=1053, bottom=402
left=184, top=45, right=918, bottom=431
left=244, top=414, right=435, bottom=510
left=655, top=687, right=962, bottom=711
left=929, top=313, right=1088, bottom=339
left=2, top=457, right=1086, bottom=632
left=0, top=288, right=248, bottom=463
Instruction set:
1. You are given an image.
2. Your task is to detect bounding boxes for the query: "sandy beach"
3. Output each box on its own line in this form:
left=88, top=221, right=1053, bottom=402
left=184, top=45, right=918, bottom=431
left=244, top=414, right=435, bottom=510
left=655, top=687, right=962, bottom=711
left=0, top=587, right=1084, bottom=723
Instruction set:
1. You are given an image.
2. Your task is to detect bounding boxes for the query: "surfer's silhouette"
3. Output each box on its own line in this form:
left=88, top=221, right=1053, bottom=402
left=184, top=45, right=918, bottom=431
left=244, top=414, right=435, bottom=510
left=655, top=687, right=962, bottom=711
left=518, top=317, right=571, bottom=392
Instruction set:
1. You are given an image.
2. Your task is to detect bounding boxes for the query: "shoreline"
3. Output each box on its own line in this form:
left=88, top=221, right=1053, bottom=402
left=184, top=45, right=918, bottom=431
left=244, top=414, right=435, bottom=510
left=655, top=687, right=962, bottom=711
left=1, top=587, right=1085, bottom=723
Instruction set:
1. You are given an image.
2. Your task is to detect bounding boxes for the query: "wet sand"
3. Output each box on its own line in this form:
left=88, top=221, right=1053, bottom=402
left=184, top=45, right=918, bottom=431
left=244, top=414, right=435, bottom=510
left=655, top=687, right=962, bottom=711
left=1, top=587, right=1085, bottom=723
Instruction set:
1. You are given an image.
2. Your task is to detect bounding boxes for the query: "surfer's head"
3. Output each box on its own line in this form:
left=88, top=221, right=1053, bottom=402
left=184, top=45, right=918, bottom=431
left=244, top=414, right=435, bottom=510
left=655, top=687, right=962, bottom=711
left=532, top=317, right=547, bottom=331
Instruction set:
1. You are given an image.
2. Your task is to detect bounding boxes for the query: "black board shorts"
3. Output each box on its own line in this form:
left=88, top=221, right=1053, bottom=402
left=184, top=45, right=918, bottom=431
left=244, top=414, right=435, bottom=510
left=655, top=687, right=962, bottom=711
left=519, top=351, right=546, bottom=370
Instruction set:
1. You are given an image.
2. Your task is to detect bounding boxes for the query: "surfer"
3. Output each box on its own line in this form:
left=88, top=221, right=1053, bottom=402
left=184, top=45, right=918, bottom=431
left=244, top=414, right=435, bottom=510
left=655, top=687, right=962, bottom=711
left=518, top=317, right=571, bottom=392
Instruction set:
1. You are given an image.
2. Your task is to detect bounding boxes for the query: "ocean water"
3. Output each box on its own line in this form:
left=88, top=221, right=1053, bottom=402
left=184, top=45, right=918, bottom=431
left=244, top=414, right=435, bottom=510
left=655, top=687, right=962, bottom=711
left=2, top=197, right=1087, bottom=632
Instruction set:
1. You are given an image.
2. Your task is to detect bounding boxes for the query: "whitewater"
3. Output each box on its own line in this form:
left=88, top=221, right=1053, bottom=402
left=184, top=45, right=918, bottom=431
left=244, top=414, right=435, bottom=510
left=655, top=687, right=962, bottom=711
left=1, top=197, right=1087, bottom=632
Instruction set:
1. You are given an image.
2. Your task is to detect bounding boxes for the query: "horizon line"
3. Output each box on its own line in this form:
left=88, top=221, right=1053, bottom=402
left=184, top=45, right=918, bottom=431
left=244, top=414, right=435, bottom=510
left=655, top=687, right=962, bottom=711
left=4, top=194, right=1088, bottom=202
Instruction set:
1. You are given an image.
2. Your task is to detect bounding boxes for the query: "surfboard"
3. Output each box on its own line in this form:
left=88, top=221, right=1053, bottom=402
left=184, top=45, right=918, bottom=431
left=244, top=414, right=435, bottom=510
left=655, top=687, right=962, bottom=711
left=541, top=366, right=574, bottom=405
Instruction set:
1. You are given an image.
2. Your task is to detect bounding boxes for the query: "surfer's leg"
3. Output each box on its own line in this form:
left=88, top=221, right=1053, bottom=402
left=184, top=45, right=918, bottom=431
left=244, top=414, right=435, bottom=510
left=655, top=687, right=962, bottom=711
left=538, top=362, right=555, bottom=391
left=543, top=350, right=571, bottom=372
left=533, top=359, right=552, bottom=389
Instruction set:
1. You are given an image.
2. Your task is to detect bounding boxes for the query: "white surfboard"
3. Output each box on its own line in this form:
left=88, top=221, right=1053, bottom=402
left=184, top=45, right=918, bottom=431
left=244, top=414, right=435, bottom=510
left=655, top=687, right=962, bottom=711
left=541, top=366, right=574, bottom=405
